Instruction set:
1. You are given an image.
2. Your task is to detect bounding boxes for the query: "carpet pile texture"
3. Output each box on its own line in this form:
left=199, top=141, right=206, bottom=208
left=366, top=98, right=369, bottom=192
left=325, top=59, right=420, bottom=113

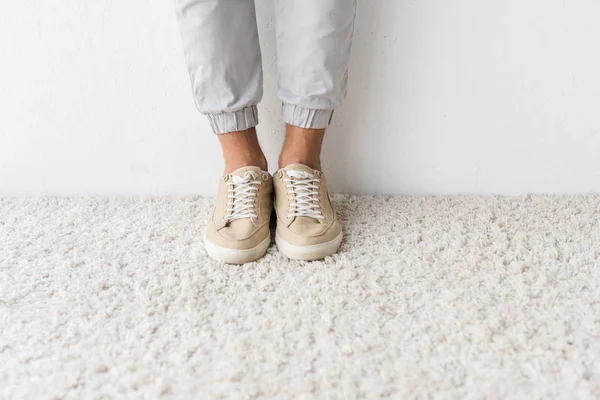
left=1, top=195, right=600, bottom=399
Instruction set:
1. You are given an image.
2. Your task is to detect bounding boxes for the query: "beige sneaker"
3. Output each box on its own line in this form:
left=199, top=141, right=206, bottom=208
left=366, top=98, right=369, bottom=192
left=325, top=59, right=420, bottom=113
left=273, top=164, right=342, bottom=260
left=204, top=166, right=272, bottom=264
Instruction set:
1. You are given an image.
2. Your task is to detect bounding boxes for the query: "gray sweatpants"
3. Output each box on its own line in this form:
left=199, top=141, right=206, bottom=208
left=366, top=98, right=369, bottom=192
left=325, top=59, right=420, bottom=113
left=174, top=0, right=356, bottom=134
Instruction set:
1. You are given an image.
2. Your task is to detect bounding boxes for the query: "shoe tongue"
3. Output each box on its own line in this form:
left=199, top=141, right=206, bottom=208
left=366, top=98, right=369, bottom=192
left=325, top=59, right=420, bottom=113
left=283, top=164, right=316, bottom=174
left=231, top=166, right=263, bottom=176
left=230, top=166, right=263, bottom=182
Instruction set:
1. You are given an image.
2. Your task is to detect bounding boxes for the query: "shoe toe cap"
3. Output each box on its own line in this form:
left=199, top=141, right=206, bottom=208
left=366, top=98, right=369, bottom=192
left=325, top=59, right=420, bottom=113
left=279, top=217, right=342, bottom=247
left=206, top=218, right=269, bottom=250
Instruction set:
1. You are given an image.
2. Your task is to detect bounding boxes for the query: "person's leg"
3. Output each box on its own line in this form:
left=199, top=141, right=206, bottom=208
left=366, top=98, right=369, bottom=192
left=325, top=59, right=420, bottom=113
left=279, top=126, right=324, bottom=171
left=272, top=0, right=356, bottom=260
left=274, top=0, right=356, bottom=170
left=174, top=0, right=267, bottom=173
left=174, top=0, right=271, bottom=263
left=218, top=128, right=267, bottom=174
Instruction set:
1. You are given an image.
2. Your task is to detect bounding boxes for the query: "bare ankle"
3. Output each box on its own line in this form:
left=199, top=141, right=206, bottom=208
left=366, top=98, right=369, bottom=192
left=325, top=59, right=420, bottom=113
left=218, top=128, right=268, bottom=174
left=278, top=154, right=321, bottom=171
left=224, top=156, right=267, bottom=174
left=278, top=125, right=325, bottom=171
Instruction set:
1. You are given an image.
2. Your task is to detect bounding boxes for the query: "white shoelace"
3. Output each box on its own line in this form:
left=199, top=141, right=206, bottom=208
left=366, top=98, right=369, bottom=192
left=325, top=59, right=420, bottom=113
left=284, top=170, right=325, bottom=220
left=223, top=171, right=262, bottom=222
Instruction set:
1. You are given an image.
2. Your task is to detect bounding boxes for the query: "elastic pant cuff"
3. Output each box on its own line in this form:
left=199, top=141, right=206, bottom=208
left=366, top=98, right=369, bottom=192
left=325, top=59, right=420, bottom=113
left=282, top=103, right=334, bottom=129
left=207, top=106, right=259, bottom=135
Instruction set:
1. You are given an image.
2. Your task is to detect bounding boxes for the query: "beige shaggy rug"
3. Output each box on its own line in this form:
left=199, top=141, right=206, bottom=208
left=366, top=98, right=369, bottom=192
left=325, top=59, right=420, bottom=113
left=1, top=195, right=600, bottom=399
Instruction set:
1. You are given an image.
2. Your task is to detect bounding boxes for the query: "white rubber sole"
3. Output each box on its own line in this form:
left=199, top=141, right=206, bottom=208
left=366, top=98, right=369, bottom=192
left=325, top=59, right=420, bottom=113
left=204, top=234, right=271, bottom=264
left=275, top=231, right=343, bottom=261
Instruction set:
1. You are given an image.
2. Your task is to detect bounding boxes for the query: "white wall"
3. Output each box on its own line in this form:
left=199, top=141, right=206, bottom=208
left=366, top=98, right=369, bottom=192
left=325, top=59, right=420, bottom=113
left=1, top=0, right=599, bottom=196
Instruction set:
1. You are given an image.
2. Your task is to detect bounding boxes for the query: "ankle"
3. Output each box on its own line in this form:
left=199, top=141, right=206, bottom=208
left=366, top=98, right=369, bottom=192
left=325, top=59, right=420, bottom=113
left=278, top=125, right=324, bottom=171
left=278, top=154, right=321, bottom=171
left=218, top=128, right=268, bottom=174
left=225, top=155, right=268, bottom=174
